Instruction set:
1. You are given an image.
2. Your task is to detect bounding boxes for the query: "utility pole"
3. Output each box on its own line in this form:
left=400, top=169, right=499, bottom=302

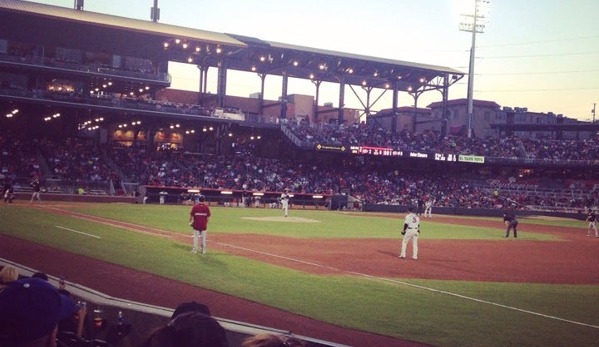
left=151, top=0, right=160, bottom=22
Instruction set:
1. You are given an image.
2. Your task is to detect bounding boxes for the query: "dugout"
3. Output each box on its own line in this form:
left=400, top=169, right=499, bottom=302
left=139, top=186, right=331, bottom=209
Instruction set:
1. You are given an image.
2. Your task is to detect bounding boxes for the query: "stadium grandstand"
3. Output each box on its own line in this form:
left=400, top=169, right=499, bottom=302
left=1, top=0, right=598, bottom=346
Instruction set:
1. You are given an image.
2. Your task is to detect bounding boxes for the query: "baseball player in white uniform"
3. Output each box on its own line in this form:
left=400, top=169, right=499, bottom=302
left=280, top=188, right=291, bottom=217
left=400, top=206, right=420, bottom=260
left=424, top=199, right=433, bottom=218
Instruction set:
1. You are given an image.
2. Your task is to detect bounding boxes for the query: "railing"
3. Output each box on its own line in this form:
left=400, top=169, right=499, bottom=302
left=485, top=156, right=599, bottom=167
left=7, top=177, right=139, bottom=197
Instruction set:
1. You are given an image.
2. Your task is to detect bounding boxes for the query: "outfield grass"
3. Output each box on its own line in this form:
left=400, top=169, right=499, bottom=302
left=1, top=203, right=597, bottom=347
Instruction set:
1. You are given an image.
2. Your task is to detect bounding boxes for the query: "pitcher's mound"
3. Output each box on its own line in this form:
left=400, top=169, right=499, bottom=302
left=242, top=216, right=320, bottom=223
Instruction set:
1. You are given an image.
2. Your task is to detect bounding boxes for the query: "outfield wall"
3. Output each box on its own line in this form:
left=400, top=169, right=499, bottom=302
left=363, top=204, right=588, bottom=221
left=15, top=191, right=588, bottom=221
left=363, top=204, right=586, bottom=220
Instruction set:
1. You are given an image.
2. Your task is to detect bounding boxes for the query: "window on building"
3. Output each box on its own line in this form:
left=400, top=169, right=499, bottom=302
left=515, top=114, right=527, bottom=123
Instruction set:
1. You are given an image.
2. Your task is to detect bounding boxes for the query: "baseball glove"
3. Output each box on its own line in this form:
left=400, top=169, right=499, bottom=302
left=401, top=231, right=406, bottom=235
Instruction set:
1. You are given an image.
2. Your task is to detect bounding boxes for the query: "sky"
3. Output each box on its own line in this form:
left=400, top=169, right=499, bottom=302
left=26, top=0, right=599, bottom=121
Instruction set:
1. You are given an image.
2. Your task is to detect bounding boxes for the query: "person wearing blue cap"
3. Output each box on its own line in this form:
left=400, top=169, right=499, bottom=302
left=0, top=277, right=77, bottom=347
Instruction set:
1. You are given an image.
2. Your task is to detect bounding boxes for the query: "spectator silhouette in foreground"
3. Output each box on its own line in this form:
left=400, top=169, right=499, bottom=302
left=171, top=301, right=211, bottom=319
left=139, top=311, right=228, bottom=347
left=0, top=277, right=77, bottom=347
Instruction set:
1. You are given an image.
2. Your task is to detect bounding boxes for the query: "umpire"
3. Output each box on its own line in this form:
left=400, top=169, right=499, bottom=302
left=502, top=212, right=518, bottom=238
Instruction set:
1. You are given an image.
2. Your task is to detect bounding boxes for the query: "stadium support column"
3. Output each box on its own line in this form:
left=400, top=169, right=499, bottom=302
left=410, top=91, right=421, bottom=133
left=197, top=65, right=209, bottom=96
left=392, top=81, right=399, bottom=135
left=217, top=59, right=227, bottom=108
left=280, top=70, right=288, bottom=120
left=441, top=73, right=449, bottom=137
left=312, top=79, right=322, bottom=123
left=338, top=77, right=345, bottom=124
left=258, top=73, right=266, bottom=115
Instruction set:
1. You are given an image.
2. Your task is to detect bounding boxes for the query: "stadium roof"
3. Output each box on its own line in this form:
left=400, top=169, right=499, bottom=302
left=0, top=0, right=244, bottom=46
left=0, top=0, right=464, bottom=91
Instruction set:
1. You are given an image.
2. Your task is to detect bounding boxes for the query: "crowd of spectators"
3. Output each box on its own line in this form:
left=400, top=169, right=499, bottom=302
left=0, top=133, right=43, bottom=182
left=108, top=146, right=597, bottom=210
left=284, top=120, right=599, bottom=160
left=41, top=137, right=113, bottom=181
left=1, top=131, right=597, bottom=210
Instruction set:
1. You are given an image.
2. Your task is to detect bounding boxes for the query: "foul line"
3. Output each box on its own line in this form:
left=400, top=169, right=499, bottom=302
left=213, top=242, right=341, bottom=272
left=213, top=241, right=599, bottom=330
left=46, top=207, right=172, bottom=239
left=55, top=225, right=101, bottom=239
left=347, top=272, right=599, bottom=330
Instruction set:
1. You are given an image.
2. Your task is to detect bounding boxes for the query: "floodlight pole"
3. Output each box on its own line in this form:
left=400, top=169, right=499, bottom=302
left=466, top=15, right=477, bottom=138
left=460, top=0, right=488, bottom=138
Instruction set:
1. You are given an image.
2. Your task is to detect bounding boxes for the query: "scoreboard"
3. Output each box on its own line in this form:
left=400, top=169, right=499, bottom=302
left=348, top=145, right=464, bottom=163
left=350, top=146, right=402, bottom=156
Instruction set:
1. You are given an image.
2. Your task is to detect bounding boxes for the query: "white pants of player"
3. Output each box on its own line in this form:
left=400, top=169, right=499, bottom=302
left=281, top=201, right=289, bottom=216
left=192, top=229, right=206, bottom=254
left=400, top=229, right=419, bottom=259
left=30, top=191, right=42, bottom=203
left=588, top=221, right=598, bottom=237
left=424, top=207, right=432, bottom=218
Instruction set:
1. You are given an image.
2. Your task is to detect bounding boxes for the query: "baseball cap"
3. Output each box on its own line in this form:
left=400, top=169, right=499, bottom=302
left=0, top=277, right=77, bottom=343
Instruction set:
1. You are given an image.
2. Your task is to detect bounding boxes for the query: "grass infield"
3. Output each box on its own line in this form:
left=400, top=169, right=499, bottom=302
left=1, top=203, right=597, bottom=347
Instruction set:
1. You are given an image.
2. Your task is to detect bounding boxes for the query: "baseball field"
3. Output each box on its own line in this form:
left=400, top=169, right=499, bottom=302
left=0, top=201, right=597, bottom=347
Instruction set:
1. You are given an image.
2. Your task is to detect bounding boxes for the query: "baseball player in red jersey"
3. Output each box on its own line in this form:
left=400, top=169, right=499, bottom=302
left=189, top=195, right=211, bottom=254
left=400, top=206, right=420, bottom=260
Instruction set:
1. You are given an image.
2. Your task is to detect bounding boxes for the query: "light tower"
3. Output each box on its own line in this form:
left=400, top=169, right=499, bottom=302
left=459, top=0, right=490, bottom=138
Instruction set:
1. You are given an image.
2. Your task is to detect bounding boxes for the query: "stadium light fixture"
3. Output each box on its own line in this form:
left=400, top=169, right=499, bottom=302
left=459, top=0, right=490, bottom=138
